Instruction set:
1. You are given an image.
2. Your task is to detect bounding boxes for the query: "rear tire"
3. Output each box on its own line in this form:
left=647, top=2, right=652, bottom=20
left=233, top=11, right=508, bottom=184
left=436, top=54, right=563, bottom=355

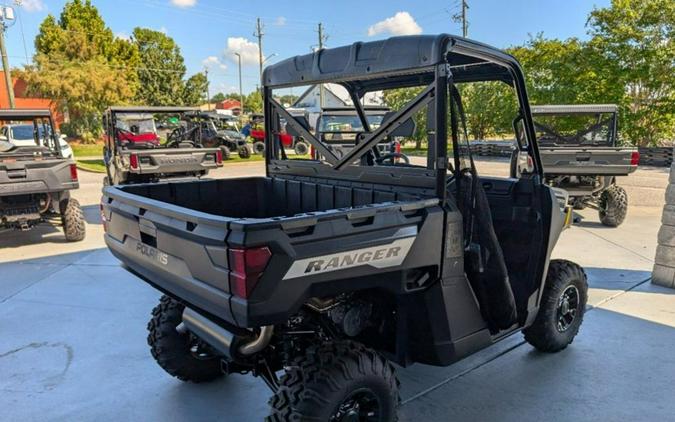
left=268, top=340, right=399, bottom=421
left=147, top=295, right=224, bottom=383
left=293, top=141, right=309, bottom=156
left=599, top=184, right=627, bottom=227
left=61, top=198, right=86, bottom=242
left=219, top=145, right=231, bottom=160
left=524, top=259, right=588, bottom=353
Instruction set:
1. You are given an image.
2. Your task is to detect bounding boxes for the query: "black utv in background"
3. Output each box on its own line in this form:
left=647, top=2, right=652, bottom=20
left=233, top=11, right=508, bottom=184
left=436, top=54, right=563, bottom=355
left=103, top=35, right=588, bottom=420
left=0, top=109, right=85, bottom=241
left=514, top=104, right=639, bottom=227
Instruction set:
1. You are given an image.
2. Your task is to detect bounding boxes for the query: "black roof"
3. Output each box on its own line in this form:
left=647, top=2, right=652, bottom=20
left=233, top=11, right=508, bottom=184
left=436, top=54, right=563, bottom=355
left=263, top=34, right=521, bottom=91
left=531, top=104, right=619, bottom=115
left=321, top=106, right=390, bottom=115
left=107, top=106, right=199, bottom=113
left=0, top=108, right=53, bottom=119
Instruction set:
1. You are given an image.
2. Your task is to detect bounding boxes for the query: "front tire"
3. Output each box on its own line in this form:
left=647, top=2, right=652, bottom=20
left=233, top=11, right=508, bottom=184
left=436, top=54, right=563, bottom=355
left=253, top=141, right=265, bottom=155
left=268, top=340, right=400, bottom=421
left=524, top=259, right=588, bottom=353
left=147, top=295, right=224, bottom=383
left=293, top=141, right=309, bottom=156
left=61, top=198, right=86, bottom=242
left=238, top=144, right=251, bottom=159
left=599, top=184, right=627, bottom=227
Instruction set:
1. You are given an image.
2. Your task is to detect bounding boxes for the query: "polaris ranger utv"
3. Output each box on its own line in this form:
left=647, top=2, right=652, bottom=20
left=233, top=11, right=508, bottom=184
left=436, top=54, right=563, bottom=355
left=515, top=104, right=638, bottom=227
left=102, top=107, right=223, bottom=185
left=103, top=35, right=588, bottom=420
left=0, top=109, right=85, bottom=241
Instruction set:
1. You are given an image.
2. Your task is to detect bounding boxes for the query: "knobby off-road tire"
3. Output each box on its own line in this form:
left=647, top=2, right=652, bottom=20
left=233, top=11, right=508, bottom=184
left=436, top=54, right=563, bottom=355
left=268, top=340, right=400, bottom=421
left=253, top=141, right=266, bottom=155
left=147, top=295, right=224, bottom=383
left=598, top=184, right=627, bottom=227
left=524, top=259, right=588, bottom=353
left=219, top=145, right=231, bottom=160
left=238, top=145, right=252, bottom=159
left=293, top=141, right=309, bottom=156
left=61, top=198, right=86, bottom=242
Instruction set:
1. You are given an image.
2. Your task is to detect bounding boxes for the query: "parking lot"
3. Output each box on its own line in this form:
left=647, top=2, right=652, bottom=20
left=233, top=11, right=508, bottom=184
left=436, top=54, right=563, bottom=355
left=2, top=160, right=674, bottom=421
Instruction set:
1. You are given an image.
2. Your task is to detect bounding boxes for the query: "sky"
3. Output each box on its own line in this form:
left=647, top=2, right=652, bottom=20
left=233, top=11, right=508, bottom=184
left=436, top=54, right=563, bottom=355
left=3, top=0, right=611, bottom=96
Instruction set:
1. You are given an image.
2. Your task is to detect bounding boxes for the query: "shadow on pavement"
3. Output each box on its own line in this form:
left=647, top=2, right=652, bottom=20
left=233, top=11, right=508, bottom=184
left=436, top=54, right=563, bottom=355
left=1, top=255, right=673, bottom=420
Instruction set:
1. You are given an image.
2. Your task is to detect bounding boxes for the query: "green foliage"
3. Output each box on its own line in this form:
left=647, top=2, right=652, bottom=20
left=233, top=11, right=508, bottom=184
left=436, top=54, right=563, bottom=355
left=587, top=0, right=675, bottom=146
left=24, top=0, right=139, bottom=141
left=245, top=90, right=263, bottom=113
left=183, top=72, right=208, bottom=106
left=276, top=94, right=299, bottom=106
left=382, top=87, right=427, bottom=148
left=458, top=81, right=518, bottom=140
left=132, top=27, right=186, bottom=106
left=210, top=92, right=226, bottom=102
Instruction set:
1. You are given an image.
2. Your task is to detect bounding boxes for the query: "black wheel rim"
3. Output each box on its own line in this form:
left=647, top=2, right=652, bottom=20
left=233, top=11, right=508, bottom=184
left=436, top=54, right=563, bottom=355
left=556, top=285, right=580, bottom=332
left=331, top=388, right=382, bottom=422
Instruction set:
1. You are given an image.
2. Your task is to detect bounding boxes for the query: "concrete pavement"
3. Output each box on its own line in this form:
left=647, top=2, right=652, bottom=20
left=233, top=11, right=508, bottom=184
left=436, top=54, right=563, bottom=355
left=1, top=159, right=673, bottom=421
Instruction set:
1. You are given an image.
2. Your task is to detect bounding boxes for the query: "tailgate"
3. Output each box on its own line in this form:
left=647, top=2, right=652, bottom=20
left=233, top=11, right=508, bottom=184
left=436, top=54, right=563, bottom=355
left=102, top=185, right=236, bottom=323
left=122, top=148, right=222, bottom=174
left=0, top=157, right=78, bottom=195
left=540, top=147, right=638, bottom=175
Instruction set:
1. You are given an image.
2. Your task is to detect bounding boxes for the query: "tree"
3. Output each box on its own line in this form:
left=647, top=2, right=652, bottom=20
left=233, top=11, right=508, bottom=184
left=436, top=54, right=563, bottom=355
left=210, top=92, right=226, bottom=102
left=183, top=72, right=208, bottom=106
left=587, top=0, right=675, bottom=146
left=245, top=90, right=263, bottom=113
left=23, top=0, right=139, bottom=141
left=459, top=81, right=518, bottom=140
left=383, top=87, right=427, bottom=149
left=132, top=27, right=186, bottom=106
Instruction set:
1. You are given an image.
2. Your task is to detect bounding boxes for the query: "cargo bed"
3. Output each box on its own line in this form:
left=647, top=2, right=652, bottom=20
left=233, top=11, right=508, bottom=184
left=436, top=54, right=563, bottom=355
left=102, top=176, right=440, bottom=327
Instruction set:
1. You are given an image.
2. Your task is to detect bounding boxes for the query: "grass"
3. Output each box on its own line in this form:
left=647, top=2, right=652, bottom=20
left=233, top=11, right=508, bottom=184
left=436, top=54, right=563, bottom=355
left=76, top=159, right=107, bottom=173
left=72, top=142, right=104, bottom=158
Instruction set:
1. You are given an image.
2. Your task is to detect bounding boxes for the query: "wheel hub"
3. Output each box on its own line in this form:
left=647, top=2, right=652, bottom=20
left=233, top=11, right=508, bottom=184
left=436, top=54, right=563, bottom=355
left=557, top=285, right=580, bottom=332
left=331, top=388, right=381, bottom=422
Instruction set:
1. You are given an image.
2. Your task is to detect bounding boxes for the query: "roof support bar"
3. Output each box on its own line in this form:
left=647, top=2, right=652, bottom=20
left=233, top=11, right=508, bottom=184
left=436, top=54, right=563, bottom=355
left=269, top=97, right=339, bottom=165
left=334, top=82, right=436, bottom=170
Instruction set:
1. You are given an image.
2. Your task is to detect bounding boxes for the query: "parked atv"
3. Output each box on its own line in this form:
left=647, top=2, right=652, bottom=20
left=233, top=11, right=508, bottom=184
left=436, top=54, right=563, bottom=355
left=0, top=109, right=85, bottom=241
left=104, top=35, right=588, bottom=420
left=185, top=112, right=252, bottom=159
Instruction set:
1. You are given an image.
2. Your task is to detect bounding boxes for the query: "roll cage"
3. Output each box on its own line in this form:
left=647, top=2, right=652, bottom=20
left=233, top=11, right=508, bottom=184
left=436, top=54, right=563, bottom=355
left=0, top=109, right=61, bottom=155
left=262, top=34, right=543, bottom=200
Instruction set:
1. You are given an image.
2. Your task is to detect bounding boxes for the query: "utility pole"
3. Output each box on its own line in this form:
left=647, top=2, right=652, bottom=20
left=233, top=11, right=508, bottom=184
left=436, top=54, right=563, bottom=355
left=235, top=53, right=243, bottom=125
left=204, top=67, right=210, bottom=110
left=317, top=23, right=327, bottom=109
left=0, top=6, right=16, bottom=109
left=461, top=0, right=468, bottom=38
left=254, top=18, right=264, bottom=88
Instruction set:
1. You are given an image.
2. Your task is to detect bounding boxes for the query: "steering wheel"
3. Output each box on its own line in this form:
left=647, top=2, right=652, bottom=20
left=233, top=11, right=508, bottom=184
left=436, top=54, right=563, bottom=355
left=376, top=152, right=410, bottom=165
left=167, top=126, right=187, bottom=144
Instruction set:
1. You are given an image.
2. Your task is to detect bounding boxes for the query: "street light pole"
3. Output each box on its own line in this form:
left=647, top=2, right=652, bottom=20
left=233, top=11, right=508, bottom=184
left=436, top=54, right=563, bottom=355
left=0, top=6, right=16, bottom=109
left=235, top=52, right=243, bottom=124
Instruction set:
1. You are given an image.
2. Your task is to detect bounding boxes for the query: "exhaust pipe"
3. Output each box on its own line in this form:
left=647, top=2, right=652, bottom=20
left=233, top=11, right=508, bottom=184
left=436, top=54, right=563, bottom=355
left=182, top=307, right=273, bottom=358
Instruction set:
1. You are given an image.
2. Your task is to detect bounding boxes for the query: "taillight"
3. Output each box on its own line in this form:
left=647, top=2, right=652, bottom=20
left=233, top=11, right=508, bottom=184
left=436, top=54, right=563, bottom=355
left=100, top=202, right=108, bottom=232
left=310, top=146, right=315, bottom=159
left=129, top=153, right=139, bottom=170
left=630, top=151, right=640, bottom=166
left=69, top=164, right=78, bottom=181
left=215, top=149, right=223, bottom=165
left=228, top=246, right=272, bottom=299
